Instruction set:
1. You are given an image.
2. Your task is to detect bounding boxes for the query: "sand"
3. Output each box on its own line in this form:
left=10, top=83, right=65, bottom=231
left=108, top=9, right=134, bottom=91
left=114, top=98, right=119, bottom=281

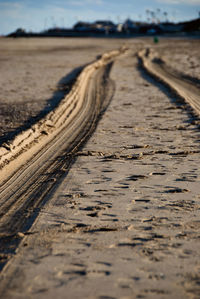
left=0, top=37, right=200, bottom=298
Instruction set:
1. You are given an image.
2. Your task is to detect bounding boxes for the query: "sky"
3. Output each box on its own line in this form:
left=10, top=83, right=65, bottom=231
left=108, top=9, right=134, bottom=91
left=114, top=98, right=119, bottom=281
left=0, top=0, right=200, bottom=35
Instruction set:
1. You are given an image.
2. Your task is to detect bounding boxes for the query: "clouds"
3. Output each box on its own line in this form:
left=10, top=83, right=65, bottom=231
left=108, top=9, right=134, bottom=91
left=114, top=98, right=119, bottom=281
left=69, top=0, right=103, bottom=5
left=0, top=1, right=25, bottom=21
left=0, top=1, right=23, bottom=10
left=33, top=0, right=104, bottom=8
left=156, top=0, right=200, bottom=4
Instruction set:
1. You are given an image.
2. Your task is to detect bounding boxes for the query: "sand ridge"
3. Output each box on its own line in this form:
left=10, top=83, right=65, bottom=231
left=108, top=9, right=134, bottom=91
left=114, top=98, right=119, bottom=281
left=138, top=48, right=200, bottom=116
left=0, top=46, right=126, bottom=185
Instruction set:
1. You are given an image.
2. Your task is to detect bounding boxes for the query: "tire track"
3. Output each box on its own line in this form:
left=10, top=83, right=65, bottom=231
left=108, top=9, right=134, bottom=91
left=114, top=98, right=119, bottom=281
left=0, top=47, right=126, bottom=271
left=138, top=48, right=200, bottom=116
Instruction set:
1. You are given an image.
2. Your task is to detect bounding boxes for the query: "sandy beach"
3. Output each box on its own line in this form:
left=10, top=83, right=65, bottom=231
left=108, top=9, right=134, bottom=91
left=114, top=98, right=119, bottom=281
left=0, top=37, right=200, bottom=298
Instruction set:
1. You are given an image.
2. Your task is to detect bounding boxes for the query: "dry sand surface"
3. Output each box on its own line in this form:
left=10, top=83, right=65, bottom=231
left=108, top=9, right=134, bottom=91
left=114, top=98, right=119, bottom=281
left=0, top=37, right=200, bottom=298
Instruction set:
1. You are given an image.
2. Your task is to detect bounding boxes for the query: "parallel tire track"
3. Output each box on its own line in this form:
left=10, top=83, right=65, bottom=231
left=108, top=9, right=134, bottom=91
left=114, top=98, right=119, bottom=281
left=138, top=48, right=200, bottom=116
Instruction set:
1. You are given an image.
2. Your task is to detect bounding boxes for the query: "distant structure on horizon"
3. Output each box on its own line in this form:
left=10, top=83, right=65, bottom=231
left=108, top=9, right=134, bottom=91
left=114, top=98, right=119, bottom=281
left=7, top=17, right=200, bottom=38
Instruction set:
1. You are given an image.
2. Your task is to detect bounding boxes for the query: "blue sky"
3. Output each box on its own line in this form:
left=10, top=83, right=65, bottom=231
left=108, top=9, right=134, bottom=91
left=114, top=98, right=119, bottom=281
left=0, top=0, right=199, bottom=35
